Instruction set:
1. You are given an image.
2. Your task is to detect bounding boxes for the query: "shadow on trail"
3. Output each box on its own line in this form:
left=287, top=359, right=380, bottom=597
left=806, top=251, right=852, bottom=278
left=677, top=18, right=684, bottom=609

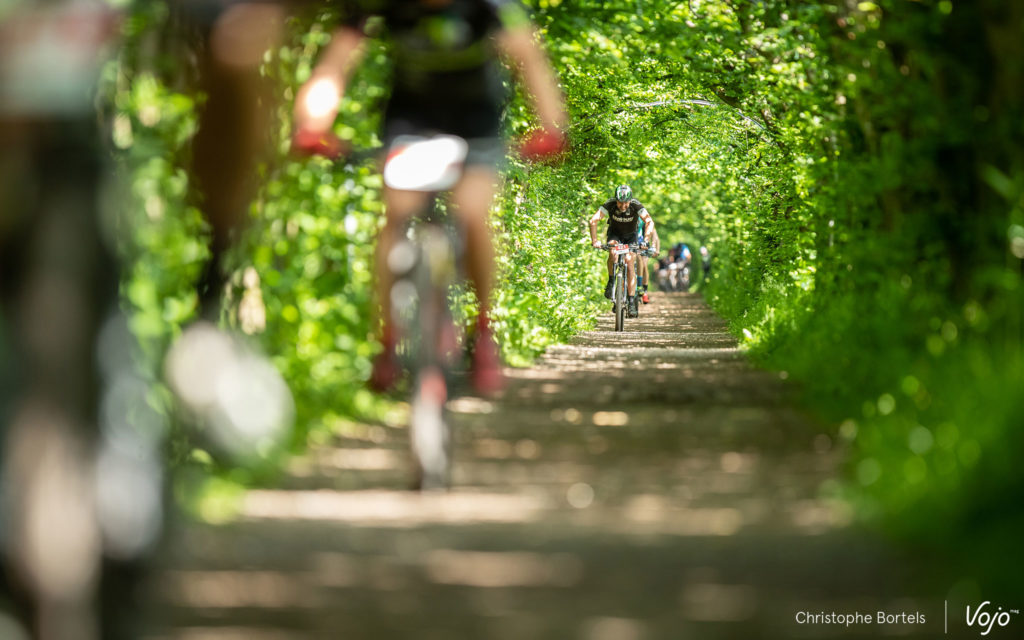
left=144, top=293, right=952, bottom=640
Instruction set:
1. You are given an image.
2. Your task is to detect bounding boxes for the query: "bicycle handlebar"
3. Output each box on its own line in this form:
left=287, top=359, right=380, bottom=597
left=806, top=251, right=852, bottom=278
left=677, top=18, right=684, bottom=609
left=598, top=243, right=648, bottom=253
left=293, top=127, right=565, bottom=163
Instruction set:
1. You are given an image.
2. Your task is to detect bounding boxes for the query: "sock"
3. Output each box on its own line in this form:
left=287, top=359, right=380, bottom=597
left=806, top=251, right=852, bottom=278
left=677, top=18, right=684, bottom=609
left=636, top=276, right=644, bottom=289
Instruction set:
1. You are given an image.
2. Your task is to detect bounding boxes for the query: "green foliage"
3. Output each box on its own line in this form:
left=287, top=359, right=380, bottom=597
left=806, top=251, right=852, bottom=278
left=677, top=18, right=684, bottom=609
left=532, top=0, right=1023, bottom=593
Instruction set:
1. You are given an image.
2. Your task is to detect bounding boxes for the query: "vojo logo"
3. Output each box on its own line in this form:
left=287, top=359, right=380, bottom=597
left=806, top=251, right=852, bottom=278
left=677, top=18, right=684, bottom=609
left=965, top=602, right=1020, bottom=636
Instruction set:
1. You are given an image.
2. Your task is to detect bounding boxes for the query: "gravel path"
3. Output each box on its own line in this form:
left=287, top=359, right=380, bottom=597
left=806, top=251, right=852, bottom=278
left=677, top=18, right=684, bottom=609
left=143, top=292, right=947, bottom=639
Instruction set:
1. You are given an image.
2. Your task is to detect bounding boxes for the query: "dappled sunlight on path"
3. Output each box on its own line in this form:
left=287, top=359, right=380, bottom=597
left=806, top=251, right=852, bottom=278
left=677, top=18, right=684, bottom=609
left=144, top=293, right=940, bottom=640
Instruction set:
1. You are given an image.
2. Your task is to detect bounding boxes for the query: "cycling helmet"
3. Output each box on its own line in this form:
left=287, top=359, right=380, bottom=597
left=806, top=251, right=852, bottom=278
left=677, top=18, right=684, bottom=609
left=615, top=185, right=632, bottom=202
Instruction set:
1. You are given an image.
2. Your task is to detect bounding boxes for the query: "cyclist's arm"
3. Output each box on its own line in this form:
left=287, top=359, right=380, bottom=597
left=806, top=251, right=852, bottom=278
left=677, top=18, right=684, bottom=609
left=294, top=26, right=366, bottom=133
left=639, top=207, right=655, bottom=238
left=649, top=227, right=661, bottom=253
left=589, top=207, right=607, bottom=246
left=495, top=20, right=567, bottom=135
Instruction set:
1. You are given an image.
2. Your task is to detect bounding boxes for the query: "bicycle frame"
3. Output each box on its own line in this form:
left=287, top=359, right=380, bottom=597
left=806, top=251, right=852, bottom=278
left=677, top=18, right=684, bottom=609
left=602, top=243, right=638, bottom=331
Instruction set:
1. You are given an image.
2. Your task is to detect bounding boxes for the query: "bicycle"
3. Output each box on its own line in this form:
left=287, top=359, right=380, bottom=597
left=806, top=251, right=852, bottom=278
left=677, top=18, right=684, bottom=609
left=599, top=242, right=641, bottom=331
left=373, top=134, right=470, bottom=490
left=678, top=261, right=692, bottom=292
left=658, top=259, right=691, bottom=292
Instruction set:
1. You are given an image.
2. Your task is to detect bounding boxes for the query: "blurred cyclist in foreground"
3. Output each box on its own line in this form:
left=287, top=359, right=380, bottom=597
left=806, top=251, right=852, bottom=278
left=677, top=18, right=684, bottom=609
left=2, top=1, right=295, bottom=636
left=293, top=0, right=568, bottom=395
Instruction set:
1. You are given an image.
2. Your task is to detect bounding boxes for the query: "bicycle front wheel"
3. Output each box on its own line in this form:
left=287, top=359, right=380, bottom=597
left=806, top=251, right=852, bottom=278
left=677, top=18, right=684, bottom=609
left=614, top=266, right=625, bottom=332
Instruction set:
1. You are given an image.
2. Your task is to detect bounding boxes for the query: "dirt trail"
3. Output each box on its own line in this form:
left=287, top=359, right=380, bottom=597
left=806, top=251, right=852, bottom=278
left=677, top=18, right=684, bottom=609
left=144, top=292, right=943, bottom=640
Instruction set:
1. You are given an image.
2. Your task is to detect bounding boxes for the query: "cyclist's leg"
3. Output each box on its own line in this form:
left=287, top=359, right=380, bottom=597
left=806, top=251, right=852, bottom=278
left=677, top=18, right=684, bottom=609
left=369, top=185, right=428, bottom=391
left=376, top=187, right=430, bottom=333
left=449, top=167, right=504, bottom=393
left=449, top=167, right=498, bottom=309
left=189, top=3, right=285, bottom=318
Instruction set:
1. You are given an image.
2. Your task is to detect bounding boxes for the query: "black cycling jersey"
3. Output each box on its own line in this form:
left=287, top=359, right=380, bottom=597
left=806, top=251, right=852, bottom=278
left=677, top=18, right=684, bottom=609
left=599, top=198, right=649, bottom=241
left=343, top=0, right=528, bottom=140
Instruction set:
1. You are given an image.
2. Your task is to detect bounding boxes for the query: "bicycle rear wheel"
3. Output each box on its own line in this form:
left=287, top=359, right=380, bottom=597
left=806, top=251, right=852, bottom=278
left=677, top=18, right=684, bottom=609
left=408, top=225, right=457, bottom=490
left=410, top=365, right=451, bottom=490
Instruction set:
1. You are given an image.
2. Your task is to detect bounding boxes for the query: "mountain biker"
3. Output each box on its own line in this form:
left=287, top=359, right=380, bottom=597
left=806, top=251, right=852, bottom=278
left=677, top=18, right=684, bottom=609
left=636, top=220, right=660, bottom=304
left=293, top=0, right=567, bottom=395
left=3, top=3, right=296, bottom=636
left=673, top=242, right=693, bottom=291
left=589, top=185, right=655, bottom=318
left=675, top=242, right=692, bottom=267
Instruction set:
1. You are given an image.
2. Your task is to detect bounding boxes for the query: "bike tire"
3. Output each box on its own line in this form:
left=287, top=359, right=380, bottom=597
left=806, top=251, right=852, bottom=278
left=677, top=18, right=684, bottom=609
left=395, top=224, right=456, bottom=491
left=614, top=267, right=625, bottom=332
left=410, top=365, right=451, bottom=490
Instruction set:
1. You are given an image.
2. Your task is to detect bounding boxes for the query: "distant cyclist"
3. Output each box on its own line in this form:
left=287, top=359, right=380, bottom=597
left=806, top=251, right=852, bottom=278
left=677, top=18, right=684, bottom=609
left=589, top=185, right=655, bottom=318
left=675, top=242, right=692, bottom=267
left=293, top=0, right=567, bottom=395
left=674, top=242, right=693, bottom=291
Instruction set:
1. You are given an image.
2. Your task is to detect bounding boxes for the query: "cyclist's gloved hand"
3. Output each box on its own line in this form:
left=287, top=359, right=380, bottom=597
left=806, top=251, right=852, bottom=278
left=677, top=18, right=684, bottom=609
left=291, top=127, right=346, bottom=158
left=519, top=128, right=566, bottom=161
left=592, top=240, right=603, bottom=249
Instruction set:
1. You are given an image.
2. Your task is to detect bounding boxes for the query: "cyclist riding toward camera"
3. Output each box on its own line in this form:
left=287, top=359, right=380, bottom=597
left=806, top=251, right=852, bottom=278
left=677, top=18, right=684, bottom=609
left=589, top=185, right=655, bottom=318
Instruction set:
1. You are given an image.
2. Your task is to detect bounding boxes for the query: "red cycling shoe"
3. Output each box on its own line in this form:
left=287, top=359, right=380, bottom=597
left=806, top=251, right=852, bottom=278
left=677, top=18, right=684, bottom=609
left=369, top=327, right=400, bottom=392
left=470, top=317, right=504, bottom=396
left=641, top=292, right=650, bottom=304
